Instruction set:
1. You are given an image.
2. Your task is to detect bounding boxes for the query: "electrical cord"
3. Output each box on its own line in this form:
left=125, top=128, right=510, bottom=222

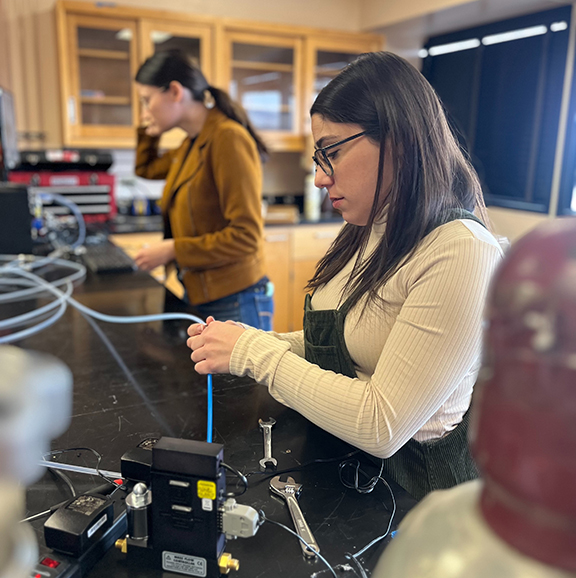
left=339, top=458, right=384, bottom=494
left=20, top=499, right=69, bottom=524
left=221, top=462, right=248, bottom=497
left=349, top=475, right=396, bottom=559
left=246, top=449, right=361, bottom=487
left=338, top=459, right=397, bottom=562
left=48, top=467, right=77, bottom=498
left=44, top=447, right=124, bottom=491
left=21, top=473, right=122, bottom=525
left=258, top=510, right=338, bottom=578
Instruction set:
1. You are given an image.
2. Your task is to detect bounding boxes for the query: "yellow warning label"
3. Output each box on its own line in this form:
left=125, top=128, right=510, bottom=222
left=197, top=480, right=216, bottom=500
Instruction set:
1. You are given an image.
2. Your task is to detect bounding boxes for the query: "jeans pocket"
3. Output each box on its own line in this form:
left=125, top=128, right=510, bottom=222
left=254, top=293, right=274, bottom=331
left=238, top=291, right=274, bottom=330
left=196, top=295, right=242, bottom=323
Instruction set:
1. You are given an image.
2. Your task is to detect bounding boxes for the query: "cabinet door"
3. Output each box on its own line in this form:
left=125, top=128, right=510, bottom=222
left=290, top=224, right=342, bottom=331
left=263, top=229, right=291, bottom=333
left=223, top=31, right=303, bottom=152
left=63, top=14, right=139, bottom=147
left=303, top=35, right=382, bottom=136
left=139, top=20, right=214, bottom=150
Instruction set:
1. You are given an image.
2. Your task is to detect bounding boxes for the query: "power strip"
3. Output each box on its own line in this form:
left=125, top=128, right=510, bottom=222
left=32, top=496, right=126, bottom=578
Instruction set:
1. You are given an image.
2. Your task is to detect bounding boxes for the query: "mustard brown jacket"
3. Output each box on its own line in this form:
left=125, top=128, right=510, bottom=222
left=135, top=108, right=266, bottom=305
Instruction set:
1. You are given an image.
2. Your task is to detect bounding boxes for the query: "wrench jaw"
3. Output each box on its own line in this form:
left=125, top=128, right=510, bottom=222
left=259, top=457, right=278, bottom=471
left=269, top=475, right=301, bottom=497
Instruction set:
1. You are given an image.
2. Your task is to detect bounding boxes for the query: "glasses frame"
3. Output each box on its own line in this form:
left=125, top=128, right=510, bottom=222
left=312, top=131, right=367, bottom=177
left=139, top=85, right=169, bottom=110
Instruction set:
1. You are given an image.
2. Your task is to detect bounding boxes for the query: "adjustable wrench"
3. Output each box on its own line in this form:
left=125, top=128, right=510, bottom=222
left=270, top=475, right=319, bottom=558
left=258, top=417, right=277, bottom=470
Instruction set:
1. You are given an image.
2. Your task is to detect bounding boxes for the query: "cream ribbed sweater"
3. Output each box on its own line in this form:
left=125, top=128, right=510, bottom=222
left=230, top=219, right=504, bottom=458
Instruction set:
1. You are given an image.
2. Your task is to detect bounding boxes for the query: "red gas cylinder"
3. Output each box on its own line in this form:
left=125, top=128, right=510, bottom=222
left=471, top=218, right=576, bottom=572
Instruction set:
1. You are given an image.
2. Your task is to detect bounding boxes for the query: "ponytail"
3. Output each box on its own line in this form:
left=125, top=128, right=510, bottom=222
left=208, top=86, right=268, bottom=160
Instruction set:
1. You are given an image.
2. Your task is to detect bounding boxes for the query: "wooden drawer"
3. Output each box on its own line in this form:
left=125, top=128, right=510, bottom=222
left=291, top=223, right=343, bottom=261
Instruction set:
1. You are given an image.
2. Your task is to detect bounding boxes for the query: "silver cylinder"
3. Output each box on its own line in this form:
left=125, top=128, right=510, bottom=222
left=126, top=483, right=152, bottom=540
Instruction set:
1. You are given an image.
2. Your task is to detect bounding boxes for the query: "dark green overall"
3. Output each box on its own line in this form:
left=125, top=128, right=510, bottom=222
left=303, top=210, right=484, bottom=500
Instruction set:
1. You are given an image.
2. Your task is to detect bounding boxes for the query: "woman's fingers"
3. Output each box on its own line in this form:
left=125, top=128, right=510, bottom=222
left=187, top=323, right=205, bottom=337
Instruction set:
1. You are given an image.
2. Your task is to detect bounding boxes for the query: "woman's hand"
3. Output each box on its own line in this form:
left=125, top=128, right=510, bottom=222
left=134, top=240, right=176, bottom=271
left=187, top=317, right=246, bottom=374
left=143, top=122, right=162, bottom=137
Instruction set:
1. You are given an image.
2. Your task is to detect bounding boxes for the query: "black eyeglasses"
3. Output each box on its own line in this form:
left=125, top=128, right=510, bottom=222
left=312, top=131, right=366, bottom=177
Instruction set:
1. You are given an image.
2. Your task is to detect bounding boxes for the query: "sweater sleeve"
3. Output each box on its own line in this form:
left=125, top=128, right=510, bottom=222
left=173, top=127, right=263, bottom=270
left=134, top=127, right=178, bottom=180
left=229, top=236, right=502, bottom=458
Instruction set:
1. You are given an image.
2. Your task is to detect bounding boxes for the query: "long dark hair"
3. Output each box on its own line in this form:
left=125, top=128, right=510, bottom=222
left=135, top=49, right=268, bottom=158
left=308, top=51, right=488, bottom=311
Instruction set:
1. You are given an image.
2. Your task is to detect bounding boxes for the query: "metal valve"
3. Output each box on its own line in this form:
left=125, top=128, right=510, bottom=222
left=218, top=552, right=240, bottom=574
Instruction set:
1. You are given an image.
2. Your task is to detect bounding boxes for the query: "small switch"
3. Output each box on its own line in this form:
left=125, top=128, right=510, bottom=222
left=40, top=557, right=61, bottom=568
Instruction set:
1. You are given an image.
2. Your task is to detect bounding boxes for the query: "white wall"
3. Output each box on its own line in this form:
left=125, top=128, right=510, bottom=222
left=487, top=207, right=550, bottom=243
left=359, top=0, right=564, bottom=31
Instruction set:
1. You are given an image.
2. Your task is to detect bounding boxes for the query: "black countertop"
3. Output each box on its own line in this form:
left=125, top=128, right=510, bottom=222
left=105, top=214, right=344, bottom=235
left=12, top=266, right=415, bottom=578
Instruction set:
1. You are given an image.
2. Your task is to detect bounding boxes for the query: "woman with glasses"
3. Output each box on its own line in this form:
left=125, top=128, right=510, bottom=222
left=186, top=51, right=504, bottom=499
left=133, top=49, right=273, bottom=329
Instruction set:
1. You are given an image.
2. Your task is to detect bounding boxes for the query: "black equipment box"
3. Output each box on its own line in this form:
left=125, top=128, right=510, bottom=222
left=0, top=182, right=33, bottom=254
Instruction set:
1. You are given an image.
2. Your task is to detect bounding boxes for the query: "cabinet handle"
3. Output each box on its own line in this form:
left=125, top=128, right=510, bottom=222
left=68, top=96, right=77, bottom=125
left=266, top=234, right=289, bottom=242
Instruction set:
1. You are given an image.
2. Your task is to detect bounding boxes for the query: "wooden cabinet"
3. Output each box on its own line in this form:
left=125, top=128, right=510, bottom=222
left=59, top=12, right=140, bottom=147
left=56, top=1, right=383, bottom=150
left=302, top=34, right=383, bottom=134
left=221, top=30, right=303, bottom=152
left=289, top=223, right=342, bottom=331
left=263, top=228, right=291, bottom=332
left=138, top=19, right=214, bottom=150
left=265, top=222, right=343, bottom=333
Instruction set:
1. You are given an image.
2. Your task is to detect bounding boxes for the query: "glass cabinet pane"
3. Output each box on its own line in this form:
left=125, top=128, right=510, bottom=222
left=149, top=32, right=202, bottom=66
left=314, top=50, right=359, bottom=97
left=77, top=26, right=133, bottom=126
left=230, top=43, right=295, bottom=132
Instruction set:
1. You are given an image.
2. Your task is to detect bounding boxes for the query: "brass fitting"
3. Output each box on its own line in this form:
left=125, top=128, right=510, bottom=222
left=114, top=538, right=127, bottom=554
left=218, top=552, right=240, bottom=574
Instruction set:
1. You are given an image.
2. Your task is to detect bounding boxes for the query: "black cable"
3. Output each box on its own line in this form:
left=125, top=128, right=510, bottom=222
left=344, top=553, right=369, bottom=578
left=258, top=510, right=338, bottom=578
left=48, top=467, right=77, bottom=497
left=337, top=458, right=397, bottom=561
left=45, top=447, right=124, bottom=490
left=338, top=458, right=384, bottom=494
left=20, top=499, right=69, bottom=524
left=221, top=462, right=248, bottom=497
left=246, top=449, right=361, bottom=487
left=349, top=475, right=396, bottom=559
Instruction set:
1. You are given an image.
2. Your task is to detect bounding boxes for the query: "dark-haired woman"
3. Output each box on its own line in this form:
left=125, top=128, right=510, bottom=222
left=133, top=50, right=273, bottom=329
left=186, top=51, right=504, bottom=499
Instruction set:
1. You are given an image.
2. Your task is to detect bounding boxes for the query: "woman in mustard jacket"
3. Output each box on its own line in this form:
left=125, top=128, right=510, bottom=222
left=133, top=50, right=273, bottom=329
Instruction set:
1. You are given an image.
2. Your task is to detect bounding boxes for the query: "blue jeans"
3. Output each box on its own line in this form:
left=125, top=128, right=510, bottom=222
left=195, top=277, right=274, bottom=330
